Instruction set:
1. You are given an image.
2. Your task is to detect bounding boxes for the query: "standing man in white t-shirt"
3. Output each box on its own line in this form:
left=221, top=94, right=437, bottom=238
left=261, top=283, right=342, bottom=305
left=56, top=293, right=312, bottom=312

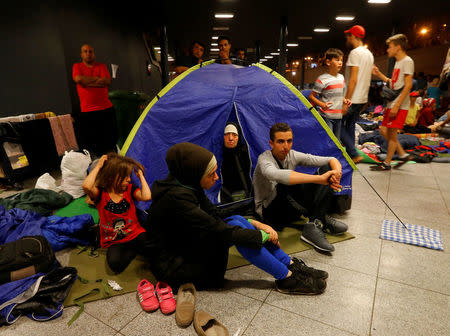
left=372, top=34, right=415, bottom=171
left=342, top=25, right=374, bottom=163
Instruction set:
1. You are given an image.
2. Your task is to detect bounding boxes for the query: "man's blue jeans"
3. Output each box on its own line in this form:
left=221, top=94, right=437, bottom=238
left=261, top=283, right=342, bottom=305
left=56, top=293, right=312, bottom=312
left=341, top=103, right=365, bottom=158
left=323, top=117, right=342, bottom=141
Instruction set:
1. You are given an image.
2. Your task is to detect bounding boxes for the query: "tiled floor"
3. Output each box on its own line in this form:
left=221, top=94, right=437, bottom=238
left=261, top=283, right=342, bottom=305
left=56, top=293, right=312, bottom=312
left=1, top=163, right=449, bottom=336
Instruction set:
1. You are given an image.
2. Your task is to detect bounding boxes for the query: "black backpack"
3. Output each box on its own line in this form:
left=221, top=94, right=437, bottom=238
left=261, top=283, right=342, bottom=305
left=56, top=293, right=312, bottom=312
left=406, top=145, right=438, bottom=163
left=0, top=236, right=55, bottom=285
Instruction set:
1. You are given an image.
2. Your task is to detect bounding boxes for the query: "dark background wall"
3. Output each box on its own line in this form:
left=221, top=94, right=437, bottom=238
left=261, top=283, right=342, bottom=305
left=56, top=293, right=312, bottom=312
left=0, top=2, right=162, bottom=117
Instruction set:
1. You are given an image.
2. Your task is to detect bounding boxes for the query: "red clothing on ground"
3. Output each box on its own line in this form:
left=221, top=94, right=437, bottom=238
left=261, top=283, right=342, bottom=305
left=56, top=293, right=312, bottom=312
left=382, top=108, right=408, bottom=129
left=72, top=62, right=113, bottom=112
left=95, top=184, right=145, bottom=248
left=417, top=107, right=434, bottom=127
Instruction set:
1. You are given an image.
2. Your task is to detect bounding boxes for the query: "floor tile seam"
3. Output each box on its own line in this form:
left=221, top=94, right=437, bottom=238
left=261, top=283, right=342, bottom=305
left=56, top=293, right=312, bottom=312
left=228, top=288, right=270, bottom=303
left=354, top=171, right=389, bottom=210
left=368, top=233, right=384, bottom=335
left=294, top=257, right=380, bottom=278
left=376, top=275, right=450, bottom=297
left=117, top=310, right=147, bottom=334
left=228, top=287, right=274, bottom=304
left=384, top=169, right=411, bottom=222
left=261, top=301, right=361, bottom=336
left=432, top=170, right=450, bottom=216
left=262, top=288, right=273, bottom=303
left=240, top=300, right=265, bottom=336
left=81, top=309, right=122, bottom=332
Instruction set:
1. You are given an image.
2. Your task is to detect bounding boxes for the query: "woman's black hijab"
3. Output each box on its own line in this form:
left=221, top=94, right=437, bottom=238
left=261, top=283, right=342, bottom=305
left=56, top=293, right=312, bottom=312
left=221, top=122, right=252, bottom=198
left=166, top=142, right=214, bottom=190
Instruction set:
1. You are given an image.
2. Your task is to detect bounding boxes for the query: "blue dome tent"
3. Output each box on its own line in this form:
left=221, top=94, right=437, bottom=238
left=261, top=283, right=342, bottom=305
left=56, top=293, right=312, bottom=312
left=120, top=61, right=356, bottom=209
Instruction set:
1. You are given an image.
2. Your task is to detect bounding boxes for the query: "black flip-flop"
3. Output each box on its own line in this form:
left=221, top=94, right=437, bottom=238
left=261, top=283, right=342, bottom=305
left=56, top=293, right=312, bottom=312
left=393, top=155, right=413, bottom=169
left=370, top=162, right=392, bottom=171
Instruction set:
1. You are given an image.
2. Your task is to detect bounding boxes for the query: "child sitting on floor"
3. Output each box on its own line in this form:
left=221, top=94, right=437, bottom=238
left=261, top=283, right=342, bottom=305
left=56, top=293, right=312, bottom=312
left=82, top=153, right=152, bottom=274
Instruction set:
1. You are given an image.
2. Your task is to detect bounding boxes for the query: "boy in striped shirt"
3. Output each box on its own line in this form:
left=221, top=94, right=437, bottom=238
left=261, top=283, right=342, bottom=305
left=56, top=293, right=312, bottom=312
left=309, top=49, right=352, bottom=140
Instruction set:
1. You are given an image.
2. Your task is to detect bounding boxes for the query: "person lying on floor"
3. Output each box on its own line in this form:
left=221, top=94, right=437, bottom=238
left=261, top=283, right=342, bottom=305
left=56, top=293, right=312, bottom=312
left=82, top=153, right=152, bottom=274
left=404, top=98, right=449, bottom=134
left=144, top=142, right=327, bottom=295
left=220, top=122, right=252, bottom=203
left=252, top=122, right=348, bottom=253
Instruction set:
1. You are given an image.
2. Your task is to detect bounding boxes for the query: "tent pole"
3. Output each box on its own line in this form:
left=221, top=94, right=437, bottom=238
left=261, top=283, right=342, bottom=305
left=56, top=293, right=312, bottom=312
left=301, top=57, right=306, bottom=89
left=387, top=25, right=397, bottom=78
left=159, top=24, right=169, bottom=86
left=255, top=40, right=261, bottom=63
left=278, top=16, right=288, bottom=78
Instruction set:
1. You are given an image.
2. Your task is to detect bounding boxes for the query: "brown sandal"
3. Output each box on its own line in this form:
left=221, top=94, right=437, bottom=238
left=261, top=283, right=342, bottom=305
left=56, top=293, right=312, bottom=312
left=194, top=310, right=229, bottom=336
left=175, top=283, right=196, bottom=327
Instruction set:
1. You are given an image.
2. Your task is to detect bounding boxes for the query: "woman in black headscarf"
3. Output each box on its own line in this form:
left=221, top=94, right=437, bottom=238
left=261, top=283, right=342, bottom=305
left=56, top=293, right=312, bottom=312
left=145, top=142, right=327, bottom=294
left=220, top=122, right=253, bottom=203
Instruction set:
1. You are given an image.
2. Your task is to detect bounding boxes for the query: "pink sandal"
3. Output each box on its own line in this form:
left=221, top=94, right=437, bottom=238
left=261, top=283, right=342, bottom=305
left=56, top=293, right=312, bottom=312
left=155, top=281, right=176, bottom=315
left=137, top=279, right=159, bottom=312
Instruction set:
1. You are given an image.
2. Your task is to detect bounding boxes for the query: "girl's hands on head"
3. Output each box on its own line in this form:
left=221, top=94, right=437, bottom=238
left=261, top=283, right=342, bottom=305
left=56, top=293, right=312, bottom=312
left=98, top=154, right=108, bottom=167
left=134, top=167, right=144, bottom=178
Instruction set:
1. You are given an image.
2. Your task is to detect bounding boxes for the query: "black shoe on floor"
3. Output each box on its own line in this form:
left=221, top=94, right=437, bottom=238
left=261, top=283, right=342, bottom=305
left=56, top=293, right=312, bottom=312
left=289, top=257, right=329, bottom=280
left=301, top=219, right=335, bottom=252
left=275, top=271, right=326, bottom=295
left=323, top=215, right=348, bottom=235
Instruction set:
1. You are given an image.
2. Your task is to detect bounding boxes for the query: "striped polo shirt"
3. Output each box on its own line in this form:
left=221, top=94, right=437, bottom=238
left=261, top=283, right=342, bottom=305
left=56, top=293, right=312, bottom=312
left=312, top=72, right=345, bottom=119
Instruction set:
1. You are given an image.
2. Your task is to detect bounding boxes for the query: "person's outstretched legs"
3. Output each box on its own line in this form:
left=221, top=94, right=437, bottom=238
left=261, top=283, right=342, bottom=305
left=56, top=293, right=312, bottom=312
left=226, top=215, right=290, bottom=279
left=227, top=215, right=327, bottom=294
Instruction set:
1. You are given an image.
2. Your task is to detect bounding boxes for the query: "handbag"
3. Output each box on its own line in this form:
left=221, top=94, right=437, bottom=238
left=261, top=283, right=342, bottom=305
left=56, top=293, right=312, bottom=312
left=0, top=236, right=55, bottom=285
left=381, top=85, right=403, bottom=101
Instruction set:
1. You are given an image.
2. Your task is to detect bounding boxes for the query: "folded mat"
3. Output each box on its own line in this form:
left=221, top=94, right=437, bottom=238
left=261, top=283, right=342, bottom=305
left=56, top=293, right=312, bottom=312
left=65, top=227, right=354, bottom=306
left=64, top=248, right=156, bottom=307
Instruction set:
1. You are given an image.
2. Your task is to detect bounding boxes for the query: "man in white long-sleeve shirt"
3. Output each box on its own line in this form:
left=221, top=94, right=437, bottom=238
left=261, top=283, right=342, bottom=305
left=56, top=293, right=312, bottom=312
left=253, top=123, right=348, bottom=252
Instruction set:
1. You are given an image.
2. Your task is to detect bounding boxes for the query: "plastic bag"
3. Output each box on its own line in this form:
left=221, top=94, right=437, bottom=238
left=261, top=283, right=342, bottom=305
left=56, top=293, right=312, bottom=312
left=35, top=173, right=60, bottom=193
left=60, top=150, right=92, bottom=198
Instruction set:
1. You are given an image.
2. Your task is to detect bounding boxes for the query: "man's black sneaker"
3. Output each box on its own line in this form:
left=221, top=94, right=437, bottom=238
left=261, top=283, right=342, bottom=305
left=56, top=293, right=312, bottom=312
left=301, top=219, right=335, bottom=252
left=323, top=215, right=348, bottom=235
left=289, top=257, right=329, bottom=280
left=275, top=271, right=326, bottom=295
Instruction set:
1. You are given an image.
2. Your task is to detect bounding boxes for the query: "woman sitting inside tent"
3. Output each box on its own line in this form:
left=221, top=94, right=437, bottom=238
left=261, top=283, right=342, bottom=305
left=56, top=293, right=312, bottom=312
left=144, top=142, right=327, bottom=295
left=220, top=122, right=252, bottom=203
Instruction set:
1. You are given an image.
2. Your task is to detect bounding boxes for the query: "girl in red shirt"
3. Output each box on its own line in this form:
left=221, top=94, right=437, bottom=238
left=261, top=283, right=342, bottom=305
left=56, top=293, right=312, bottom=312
left=417, top=98, right=436, bottom=127
left=83, top=153, right=152, bottom=273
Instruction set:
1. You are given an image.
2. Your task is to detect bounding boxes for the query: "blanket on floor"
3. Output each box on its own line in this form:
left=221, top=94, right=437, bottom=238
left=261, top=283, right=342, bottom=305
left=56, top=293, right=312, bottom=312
left=0, top=206, right=92, bottom=251
left=0, top=189, right=73, bottom=216
left=359, top=130, right=420, bottom=153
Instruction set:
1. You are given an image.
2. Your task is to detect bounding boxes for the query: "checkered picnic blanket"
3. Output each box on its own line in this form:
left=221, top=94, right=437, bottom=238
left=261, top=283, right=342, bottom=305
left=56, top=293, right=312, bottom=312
left=380, top=219, right=444, bottom=251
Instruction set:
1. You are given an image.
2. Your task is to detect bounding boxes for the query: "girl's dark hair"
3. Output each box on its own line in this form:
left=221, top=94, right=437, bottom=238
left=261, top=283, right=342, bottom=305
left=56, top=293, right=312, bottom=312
left=95, top=153, right=144, bottom=193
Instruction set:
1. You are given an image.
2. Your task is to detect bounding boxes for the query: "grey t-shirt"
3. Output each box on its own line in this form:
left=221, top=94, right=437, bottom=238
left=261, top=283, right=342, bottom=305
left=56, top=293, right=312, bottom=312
left=253, top=150, right=332, bottom=216
left=312, top=72, right=345, bottom=120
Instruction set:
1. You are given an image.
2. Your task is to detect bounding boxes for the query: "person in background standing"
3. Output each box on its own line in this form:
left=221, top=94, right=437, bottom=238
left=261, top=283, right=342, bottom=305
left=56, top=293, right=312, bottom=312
left=73, top=44, right=117, bottom=157
left=341, top=25, right=374, bottom=164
